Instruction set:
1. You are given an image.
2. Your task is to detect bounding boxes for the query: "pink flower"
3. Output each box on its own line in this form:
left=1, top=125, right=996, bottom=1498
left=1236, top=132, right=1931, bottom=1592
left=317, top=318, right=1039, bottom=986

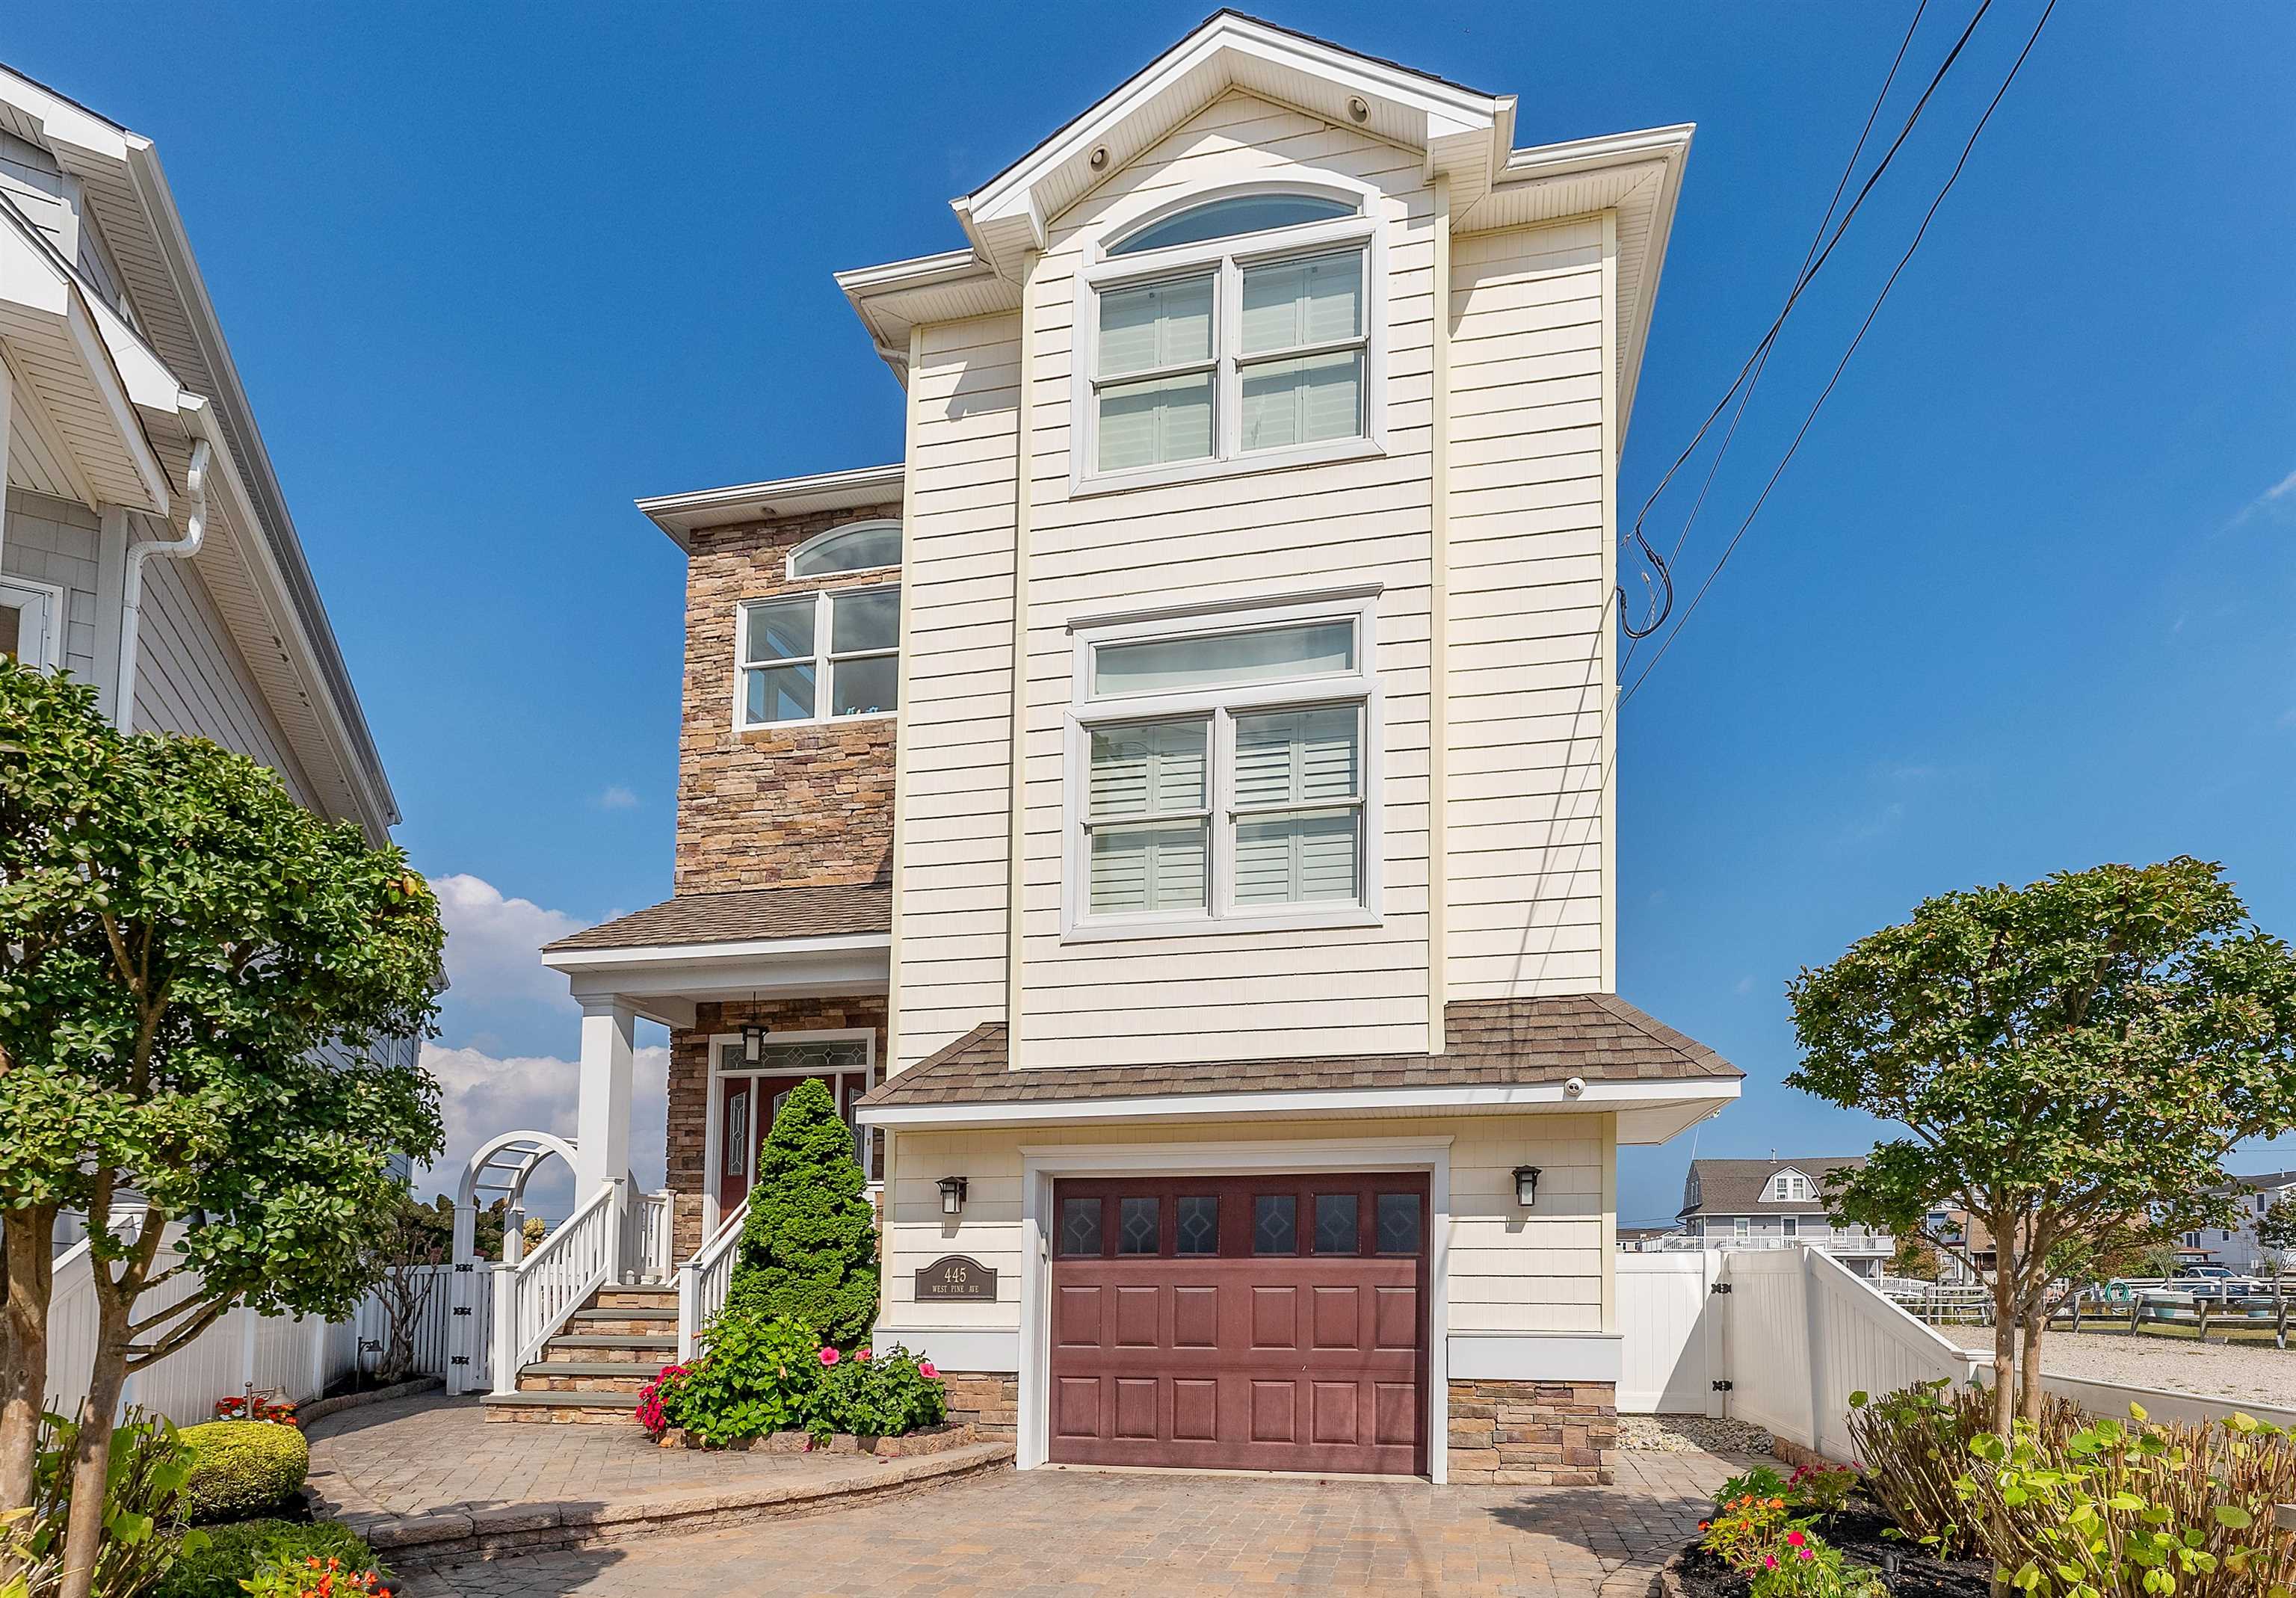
left=856, top=1348, right=872, bottom=1362
left=1762, top=1557, right=1778, bottom=1570
left=918, top=1360, right=939, bottom=1380
left=818, top=1347, right=839, bottom=1366
left=1786, top=1532, right=1806, bottom=1548
left=1797, top=1549, right=1814, bottom=1561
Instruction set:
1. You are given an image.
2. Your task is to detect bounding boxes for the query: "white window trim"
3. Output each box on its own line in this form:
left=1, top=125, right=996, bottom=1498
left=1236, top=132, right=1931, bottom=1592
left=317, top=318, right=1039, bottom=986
left=702, top=1028, right=877, bottom=1238
left=732, top=582, right=900, bottom=732
left=1061, top=591, right=1382, bottom=943
left=783, top=517, right=903, bottom=583
left=0, top=576, right=65, bottom=672
left=1069, top=185, right=1389, bottom=500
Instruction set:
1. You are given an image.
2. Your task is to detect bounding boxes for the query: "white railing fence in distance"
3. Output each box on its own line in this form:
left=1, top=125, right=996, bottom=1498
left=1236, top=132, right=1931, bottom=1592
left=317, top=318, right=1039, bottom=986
left=45, top=1222, right=459, bottom=1427
left=1617, top=1252, right=1725, bottom=1415
left=490, top=1179, right=616, bottom=1395
left=676, top=1197, right=748, bottom=1363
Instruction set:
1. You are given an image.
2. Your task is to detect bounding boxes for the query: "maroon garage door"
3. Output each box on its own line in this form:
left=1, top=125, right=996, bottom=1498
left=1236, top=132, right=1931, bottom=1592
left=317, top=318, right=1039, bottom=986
left=1047, top=1173, right=1429, bottom=1475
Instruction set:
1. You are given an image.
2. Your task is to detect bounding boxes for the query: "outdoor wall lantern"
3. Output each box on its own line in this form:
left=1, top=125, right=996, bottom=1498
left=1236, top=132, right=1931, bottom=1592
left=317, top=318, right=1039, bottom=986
left=741, top=1022, right=769, bottom=1063
left=938, top=1176, right=968, bottom=1216
left=1513, top=1165, right=1543, bottom=1209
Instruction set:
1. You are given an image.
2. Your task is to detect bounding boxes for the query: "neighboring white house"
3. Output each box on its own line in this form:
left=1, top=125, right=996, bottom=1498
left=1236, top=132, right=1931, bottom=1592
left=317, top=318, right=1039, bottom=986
left=1669, top=1158, right=1895, bottom=1279
left=528, top=13, right=1739, bottom=1488
left=2187, top=1170, right=2296, bottom=1274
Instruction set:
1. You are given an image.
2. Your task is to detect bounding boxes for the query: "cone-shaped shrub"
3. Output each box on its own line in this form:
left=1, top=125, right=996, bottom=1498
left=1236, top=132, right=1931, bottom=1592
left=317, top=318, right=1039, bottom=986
left=723, top=1076, right=879, bottom=1345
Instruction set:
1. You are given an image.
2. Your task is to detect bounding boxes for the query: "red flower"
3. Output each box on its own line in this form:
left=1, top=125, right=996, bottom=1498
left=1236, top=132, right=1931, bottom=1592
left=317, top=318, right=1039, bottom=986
left=1786, top=1531, right=1806, bottom=1548
left=856, top=1348, right=872, bottom=1362
left=918, top=1360, right=939, bottom=1380
left=818, top=1347, right=839, bottom=1366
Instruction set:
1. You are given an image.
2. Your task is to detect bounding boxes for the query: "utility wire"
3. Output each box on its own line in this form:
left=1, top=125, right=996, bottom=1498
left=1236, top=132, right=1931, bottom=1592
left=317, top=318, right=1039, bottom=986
left=1620, top=0, right=2058, bottom=706
left=1616, top=0, right=1996, bottom=641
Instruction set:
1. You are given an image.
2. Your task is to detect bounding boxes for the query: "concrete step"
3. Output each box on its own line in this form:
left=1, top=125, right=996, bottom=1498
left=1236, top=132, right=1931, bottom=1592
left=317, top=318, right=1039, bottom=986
left=543, top=1333, right=677, bottom=1356
left=564, top=1308, right=676, bottom=1335
left=482, top=1389, right=641, bottom=1425
left=520, top=1361, right=667, bottom=1381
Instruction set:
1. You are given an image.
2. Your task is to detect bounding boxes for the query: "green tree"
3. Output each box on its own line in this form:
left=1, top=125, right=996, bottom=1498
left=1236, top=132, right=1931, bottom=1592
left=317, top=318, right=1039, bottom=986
left=2257, top=1194, right=2296, bottom=1288
left=1889, top=1232, right=1940, bottom=1283
left=1787, top=859, right=2296, bottom=1436
left=723, top=1078, right=878, bottom=1345
left=0, top=663, right=443, bottom=1597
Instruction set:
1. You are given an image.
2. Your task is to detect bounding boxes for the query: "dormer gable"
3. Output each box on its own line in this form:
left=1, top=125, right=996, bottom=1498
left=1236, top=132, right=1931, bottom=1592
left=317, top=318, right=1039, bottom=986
left=1767, top=1168, right=1815, bottom=1204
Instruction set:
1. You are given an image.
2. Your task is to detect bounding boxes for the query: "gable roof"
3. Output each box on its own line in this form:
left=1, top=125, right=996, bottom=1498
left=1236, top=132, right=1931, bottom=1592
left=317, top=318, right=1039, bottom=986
left=1681, top=1157, right=1868, bottom=1218
left=836, top=13, right=1690, bottom=428
left=0, top=61, right=398, bottom=837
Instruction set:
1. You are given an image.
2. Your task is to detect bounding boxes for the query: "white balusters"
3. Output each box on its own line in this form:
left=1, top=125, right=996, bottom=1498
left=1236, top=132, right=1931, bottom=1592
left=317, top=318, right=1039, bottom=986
left=489, top=1179, right=618, bottom=1395
left=676, top=1198, right=747, bottom=1363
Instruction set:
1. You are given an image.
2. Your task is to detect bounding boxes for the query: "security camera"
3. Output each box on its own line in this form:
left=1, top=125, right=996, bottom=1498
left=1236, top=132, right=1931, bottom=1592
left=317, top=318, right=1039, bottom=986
left=1563, top=1076, right=1586, bottom=1098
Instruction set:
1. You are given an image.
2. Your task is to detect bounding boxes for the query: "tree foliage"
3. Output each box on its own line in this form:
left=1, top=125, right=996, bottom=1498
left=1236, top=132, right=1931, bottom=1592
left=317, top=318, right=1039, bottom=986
left=723, top=1077, right=878, bottom=1345
left=1786, top=858, right=2296, bottom=1434
left=2258, top=1194, right=2296, bottom=1278
left=0, top=661, right=442, bottom=1596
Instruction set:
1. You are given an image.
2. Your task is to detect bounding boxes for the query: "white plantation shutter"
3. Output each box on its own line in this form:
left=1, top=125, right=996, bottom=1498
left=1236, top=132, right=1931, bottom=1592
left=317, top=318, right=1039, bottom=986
left=1087, top=720, right=1210, bottom=915
left=1098, top=277, right=1213, bottom=374
left=1239, top=254, right=1361, bottom=354
left=1237, top=253, right=1365, bottom=452
left=1239, top=351, right=1363, bottom=451
left=1230, top=707, right=1363, bottom=907
left=1096, top=276, right=1216, bottom=472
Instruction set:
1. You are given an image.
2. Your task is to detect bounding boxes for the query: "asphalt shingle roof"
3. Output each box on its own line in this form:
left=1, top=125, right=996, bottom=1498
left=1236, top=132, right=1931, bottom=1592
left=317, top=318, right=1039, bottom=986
left=543, top=884, right=891, bottom=953
left=1679, top=1157, right=1868, bottom=1219
left=860, top=994, right=1737, bottom=1109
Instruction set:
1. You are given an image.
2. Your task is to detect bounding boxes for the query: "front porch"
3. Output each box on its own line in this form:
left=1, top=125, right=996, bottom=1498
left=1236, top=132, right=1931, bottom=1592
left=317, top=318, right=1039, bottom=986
left=450, top=885, right=892, bottom=1418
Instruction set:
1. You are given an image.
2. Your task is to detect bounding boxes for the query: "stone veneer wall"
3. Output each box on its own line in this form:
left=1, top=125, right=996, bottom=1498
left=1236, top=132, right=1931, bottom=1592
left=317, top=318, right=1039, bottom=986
left=934, top=1374, right=1018, bottom=1440
left=1446, top=1379, right=1617, bottom=1486
left=666, top=995, right=890, bottom=1260
left=675, top=500, right=904, bottom=896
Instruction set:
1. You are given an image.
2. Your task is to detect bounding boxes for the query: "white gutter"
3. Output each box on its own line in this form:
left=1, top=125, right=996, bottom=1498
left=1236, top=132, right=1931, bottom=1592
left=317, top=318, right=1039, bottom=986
left=115, top=428, right=209, bottom=734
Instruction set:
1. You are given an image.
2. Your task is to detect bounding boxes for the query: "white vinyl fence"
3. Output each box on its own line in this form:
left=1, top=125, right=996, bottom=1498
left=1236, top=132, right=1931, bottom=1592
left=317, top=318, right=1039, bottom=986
left=45, top=1219, right=474, bottom=1427
left=1618, top=1245, right=2296, bottom=1457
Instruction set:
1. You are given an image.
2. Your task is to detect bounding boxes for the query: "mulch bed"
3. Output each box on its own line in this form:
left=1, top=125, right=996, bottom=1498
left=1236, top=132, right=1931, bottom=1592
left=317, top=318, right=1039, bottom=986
left=1672, top=1505, right=1990, bottom=1598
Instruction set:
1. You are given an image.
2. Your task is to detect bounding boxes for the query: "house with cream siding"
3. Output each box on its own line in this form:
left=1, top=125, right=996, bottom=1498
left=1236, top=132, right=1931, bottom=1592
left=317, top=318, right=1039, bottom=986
left=530, top=14, right=1739, bottom=1486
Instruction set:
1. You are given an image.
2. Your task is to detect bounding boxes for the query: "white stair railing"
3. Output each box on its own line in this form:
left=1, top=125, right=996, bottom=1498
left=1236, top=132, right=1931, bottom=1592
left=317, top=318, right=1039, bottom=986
left=490, top=1179, right=617, bottom=1396
left=675, top=1198, right=748, bottom=1363
left=624, top=1177, right=676, bottom=1285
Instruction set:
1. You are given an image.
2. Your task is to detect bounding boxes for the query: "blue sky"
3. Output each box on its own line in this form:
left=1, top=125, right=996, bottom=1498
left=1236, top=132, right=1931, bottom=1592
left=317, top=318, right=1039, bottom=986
left=13, top=3, right=2294, bottom=1222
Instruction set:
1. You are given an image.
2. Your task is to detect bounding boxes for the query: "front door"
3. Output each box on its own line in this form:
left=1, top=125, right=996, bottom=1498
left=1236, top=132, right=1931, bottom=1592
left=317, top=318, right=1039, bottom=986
left=1046, top=1173, right=1430, bottom=1475
left=713, top=1049, right=874, bottom=1215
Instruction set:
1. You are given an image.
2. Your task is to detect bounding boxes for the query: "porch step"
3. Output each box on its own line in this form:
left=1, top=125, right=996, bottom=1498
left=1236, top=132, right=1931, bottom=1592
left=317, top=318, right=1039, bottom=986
left=516, top=1366, right=655, bottom=1395
left=544, top=1332, right=677, bottom=1351
left=564, top=1307, right=678, bottom=1335
left=482, top=1389, right=641, bottom=1425
left=520, top=1362, right=667, bottom=1380
left=594, top=1286, right=679, bottom=1310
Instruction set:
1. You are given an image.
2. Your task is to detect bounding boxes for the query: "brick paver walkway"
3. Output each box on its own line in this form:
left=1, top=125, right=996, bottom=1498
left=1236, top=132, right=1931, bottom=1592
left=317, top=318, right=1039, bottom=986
left=306, top=1392, right=936, bottom=1534
left=403, top=1450, right=1741, bottom=1597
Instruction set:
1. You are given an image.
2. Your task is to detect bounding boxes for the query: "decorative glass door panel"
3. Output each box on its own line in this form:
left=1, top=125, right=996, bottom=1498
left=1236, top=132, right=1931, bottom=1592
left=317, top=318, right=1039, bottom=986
left=712, top=1037, right=872, bottom=1213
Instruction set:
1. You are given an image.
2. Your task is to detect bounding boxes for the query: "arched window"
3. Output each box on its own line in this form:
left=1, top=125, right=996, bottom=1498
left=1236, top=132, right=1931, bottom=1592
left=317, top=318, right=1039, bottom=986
left=787, top=519, right=902, bottom=579
left=1084, top=190, right=1376, bottom=484
left=1107, top=192, right=1355, bottom=256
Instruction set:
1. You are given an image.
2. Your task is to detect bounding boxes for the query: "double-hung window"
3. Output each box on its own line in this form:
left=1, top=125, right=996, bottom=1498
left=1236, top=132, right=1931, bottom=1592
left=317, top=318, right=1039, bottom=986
left=736, top=584, right=899, bottom=727
left=1081, top=191, right=1379, bottom=489
left=0, top=579, right=63, bottom=672
left=1069, top=596, right=1378, bottom=937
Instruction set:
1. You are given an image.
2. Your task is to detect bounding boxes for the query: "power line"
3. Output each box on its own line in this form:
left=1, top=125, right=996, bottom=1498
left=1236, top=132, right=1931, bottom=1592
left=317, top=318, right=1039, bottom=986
left=1617, top=0, right=1997, bottom=642
left=1620, top=0, right=2058, bottom=706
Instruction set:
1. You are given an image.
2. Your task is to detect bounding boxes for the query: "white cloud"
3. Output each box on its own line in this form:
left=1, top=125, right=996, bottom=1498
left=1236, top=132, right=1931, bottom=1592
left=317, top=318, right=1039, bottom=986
left=595, top=785, right=640, bottom=811
left=413, top=1041, right=670, bottom=1216
left=2228, top=469, right=2296, bottom=529
left=430, top=873, right=591, bottom=1043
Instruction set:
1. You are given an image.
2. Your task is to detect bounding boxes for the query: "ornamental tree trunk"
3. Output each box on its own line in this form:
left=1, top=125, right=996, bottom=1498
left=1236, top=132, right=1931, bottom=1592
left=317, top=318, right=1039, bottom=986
left=1987, top=1233, right=2017, bottom=1438
left=1, top=1203, right=57, bottom=1514
left=2017, top=1297, right=2048, bottom=1423
left=57, top=1268, right=129, bottom=1598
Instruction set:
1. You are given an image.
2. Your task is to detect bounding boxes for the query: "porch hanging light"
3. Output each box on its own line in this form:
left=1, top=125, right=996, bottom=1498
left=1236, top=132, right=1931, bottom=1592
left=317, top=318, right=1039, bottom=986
left=938, top=1176, right=968, bottom=1215
left=1513, top=1165, right=1542, bottom=1209
left=742, top=1022, right=768, bottom=1063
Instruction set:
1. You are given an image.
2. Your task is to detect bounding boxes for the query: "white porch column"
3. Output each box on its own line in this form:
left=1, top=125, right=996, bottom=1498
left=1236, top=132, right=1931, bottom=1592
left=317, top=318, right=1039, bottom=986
left=573, top=996, right=636, bottom=1200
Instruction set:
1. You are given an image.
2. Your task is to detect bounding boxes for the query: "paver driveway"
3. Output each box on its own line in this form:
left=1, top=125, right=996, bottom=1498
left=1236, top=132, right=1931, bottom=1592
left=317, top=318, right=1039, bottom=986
left=404, top=1451, right=1740, bottom=1597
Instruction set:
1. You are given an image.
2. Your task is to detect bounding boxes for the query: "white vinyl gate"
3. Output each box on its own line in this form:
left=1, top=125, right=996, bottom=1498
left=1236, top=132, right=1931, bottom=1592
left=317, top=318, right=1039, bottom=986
left=1617, top=1253, right=1723, bottom=1414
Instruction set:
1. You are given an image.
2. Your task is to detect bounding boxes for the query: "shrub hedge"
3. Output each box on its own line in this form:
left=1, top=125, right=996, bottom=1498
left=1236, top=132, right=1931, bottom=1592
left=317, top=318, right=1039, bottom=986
left=177, top=1420, right=310, bottom=1523
left=152, top=1520, right=381, bottom=1598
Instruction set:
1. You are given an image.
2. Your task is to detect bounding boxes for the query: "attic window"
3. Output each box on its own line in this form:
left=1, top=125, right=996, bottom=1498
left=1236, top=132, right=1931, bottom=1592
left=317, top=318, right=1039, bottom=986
left=787, top=519, right=902, bottom=579
left=1108, top=193, right=1355, bottom=256
left=1771, top=1172, right=1812, bottom=1203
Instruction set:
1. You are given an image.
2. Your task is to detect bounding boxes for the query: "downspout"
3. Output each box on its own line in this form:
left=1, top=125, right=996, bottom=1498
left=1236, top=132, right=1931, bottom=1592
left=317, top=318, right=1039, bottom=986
left=114, top=431, right=210, bottom=733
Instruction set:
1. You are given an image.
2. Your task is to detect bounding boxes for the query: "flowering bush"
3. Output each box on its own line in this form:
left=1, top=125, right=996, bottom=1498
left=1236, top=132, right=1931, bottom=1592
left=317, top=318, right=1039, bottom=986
left=212, top=1393, right=299, bottom=1429
left=241, top=1552, right=392, bottom=1597
left=640, top=1312, right=951, bottom=1446
left=1785, top=1461, right=1859, bottom=1522
left=1697, top=1495, right=1883, bottom=1598
left=635, top=1364, right=691, bottom=1442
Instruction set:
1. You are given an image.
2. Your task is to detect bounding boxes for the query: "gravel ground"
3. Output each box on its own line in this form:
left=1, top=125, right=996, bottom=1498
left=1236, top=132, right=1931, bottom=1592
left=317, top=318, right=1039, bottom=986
left=1620, top=1413, right=1773, bottom=1454
left=1942, top=1324, right=2296, bottom=1408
